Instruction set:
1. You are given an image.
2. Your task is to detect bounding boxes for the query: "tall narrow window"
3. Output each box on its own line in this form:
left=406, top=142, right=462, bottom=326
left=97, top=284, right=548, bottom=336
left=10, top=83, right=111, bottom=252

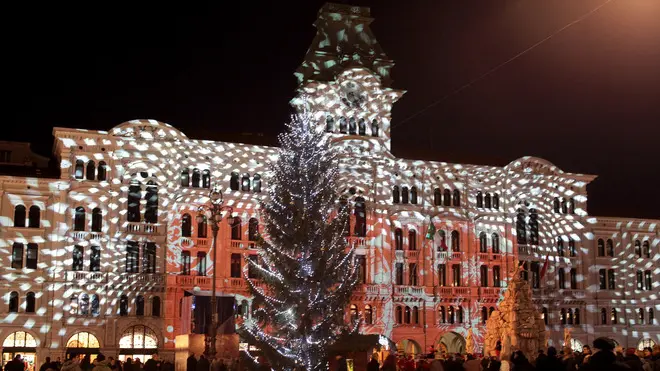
left=91, top=208, right=102, bottom=232
left=73, top=245, right=84, bottom=271
left=11, top=243, right=24, bottom=269
left=25, top=243, right=37, bottom=269
left=644, top=270, right=652, bottom=291
left=404, top=306, right=411, bottom=324
left=142, top=243, right=156, bottom=273
left=119, top=295, right=128, bottom=316
left=395, top=263, right=403, bottom=285
left=182, top=214, right=192, bottom=237
left=127, top=179, right=141, bottom=222
left=635, top=240, right=642, bottom=258
left=570, top=268, right=577, bottom=289
left=410, top=187, right=418, bottom=204
left=348, top=118, right=357, bottom=135
left=230, top=172, right=239, bottom=191
left=637, top=270, right=644, bottom=290
left=339, top=117, right=347, bottom=133
left=394, top=228, right=403, bottom=251
left=80, top=294, right=90, bottom=316
left=608, top=269, right=615, bottom=290
left=558, top=268, right=565, bottom=289
left=86, top=161, right=95, bottom=181
left=567, top=308, right=574, bottom=325
left=252, top=174, right=262, bottom=192
left=434, top=188, right=442, bottom=206
left=90, top=246, right=101, bottom=272
left=152, top=297, right=161, bottom=317
left=75, top=160, right=84, bottom=179
left=481, top=307, right=488, bottom=324
left=248, top=218, right=259, bottom=241
left=568, top=238, right=576, bottom=257
left=542, top=307, right=548, bottom=325
left=392, top=186, right=400, bottom=204
left=560, top=308, right=566, bottom=325
left=493, top=266, right=501, bottom=287
left=643, top=241, right=651, bottom=258
left=202, top=169, right=211, bottom=188
left=557, top=238, right=565, bottom=256
left=408, top=263, right=417, bottom=286
left=408, top=229, right=417, bottom=251
left=480, top=265, right=488, bottom=287
left=354, top=197, right=367, bottom=237
left=325, top=115, right=334, bottom=132
left=197, top=252, right=207, bottom=276
left=241, top=174, right=251, bottom=192
left=197, top=216, right=208, bottom=238
left=569, top=198, right=575, bottom=214
left=145, top=181, right=158, bottom=223
left=136, top=296, right=145, bottom=316
left=371, top=119, right=379, bottom=136
left=8, top=292, right=19, bottom=313
left=358, top=118, right=366, bottom=135
left=356, top=255, right=366, bottom=283
left=492, top=194, right=499, bottom=209
left=192, top=168, right=201, bottom=188
left=601, top=308, right=607, bottom=324
left=649, top=309, right=655, bottom=325
left=97, top=161, right=107, bottom=181
left=520, top=261, right=529, bottom=281
left=230, top=217, right=242, bottom=240
left=452, top=264, right=461, bottom=287
left=13, top=205, right=26, bottom=227
left=443, top=189, right=451, bottom=206
left=230, top=254, right=241, bottom=278
left=531, top=261, right=540, bottom=289
left=553, top=197, right=560, bottom=213
left=457, top=307, right=464, bottom=323
left=639, top=308, right=645, bottom=324
left=401, top=187, right=409, bottom=204
left=180, top=251, right=190, bottom=275
left=26, top=292, right=36, bottom=313
left=395, top=307, right=402, bottom=324
left=561, top=198, right=568, bottom=214
left=453, top=189, right=461, bottom=207
left=439, top=307, right=446, bottom=324
left=126, top=242, right=139, bottom=273
left=247, top=255, right=259, bottom=279
left=484, top=193, right=492, bottom=208
left=438, top=264, right=446, bottom=286
left=479, top=232, right=487, bottom=253
left=492, top=233, right=500, bottom=254
left=437, top=230, right=447, bottom=251
left=365, top=305, right=373, bottom=325
left=529, top=209, right=539, bottom=245
left=597, top=239, right=605, bottom=257
left=28, top=206, right=40, bottom=228
left=599, top=269, right=606, bottom=290
left=611, top=308, right=618, bottom=324
left=74, top=207, right=86, bottom=231
left=451, top=230, right=460, bottom=252
left=575, top=308, right=580, bottom=325
left=516, top=209, right=526, bottom=244
left=476, top=192, right=483, bottom=208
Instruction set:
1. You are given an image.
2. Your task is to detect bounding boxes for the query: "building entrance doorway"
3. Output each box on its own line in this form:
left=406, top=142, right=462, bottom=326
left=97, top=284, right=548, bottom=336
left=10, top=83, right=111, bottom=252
left=438, top=332, right=465, bottom=354
left=2, top=331, right=37, bottom=371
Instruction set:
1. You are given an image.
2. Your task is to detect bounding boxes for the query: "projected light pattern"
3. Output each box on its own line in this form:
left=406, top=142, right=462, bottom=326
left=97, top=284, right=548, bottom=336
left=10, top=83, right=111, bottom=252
left=0, top=2, right=658, bottom=363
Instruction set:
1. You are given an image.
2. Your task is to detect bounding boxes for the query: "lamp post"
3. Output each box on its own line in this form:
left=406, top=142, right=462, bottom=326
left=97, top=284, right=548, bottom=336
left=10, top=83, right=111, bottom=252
left=197, top=183, right=233, bottom=360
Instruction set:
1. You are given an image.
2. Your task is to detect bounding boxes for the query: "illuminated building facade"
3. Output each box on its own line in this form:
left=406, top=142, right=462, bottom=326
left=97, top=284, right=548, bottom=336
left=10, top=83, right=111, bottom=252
left=0, top=2, right=658, bottom=365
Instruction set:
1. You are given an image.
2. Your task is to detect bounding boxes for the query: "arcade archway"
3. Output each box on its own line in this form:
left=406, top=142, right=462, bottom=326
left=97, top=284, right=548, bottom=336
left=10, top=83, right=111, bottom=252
left=2, top=331, right=37, bottom=371
left=396, top=339, right=421, bottom=356
left=118, top=325, right=158, bottom=362
left=66, top=332, right=101, bottom=359
left=438, top=332, right=465, bottom=354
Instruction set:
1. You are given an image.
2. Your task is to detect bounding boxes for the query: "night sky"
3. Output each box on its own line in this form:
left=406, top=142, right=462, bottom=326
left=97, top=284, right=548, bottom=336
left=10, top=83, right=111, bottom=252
left=3, top=0, right=659, bottom=219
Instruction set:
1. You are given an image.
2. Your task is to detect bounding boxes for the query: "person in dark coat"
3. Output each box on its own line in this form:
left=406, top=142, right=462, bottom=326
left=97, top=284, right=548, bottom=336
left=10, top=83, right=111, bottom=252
left=582, top=337, right=629, bottom=371
left=186, top=355, right=197, bottom=371
left=143, top=355, right=160, bottom=371
left=623, top=348, right=644, bottom=371
left=366, top=355, right=379, bottom=371
left=536, top=347, right=562, bottom=371
left=511, top=351, right=534, bottom=371
left=6, top=355, right=26, bottom=371
left=196, top=356, right=209, bottom=371
left=335, top=356, right=348, bottom=371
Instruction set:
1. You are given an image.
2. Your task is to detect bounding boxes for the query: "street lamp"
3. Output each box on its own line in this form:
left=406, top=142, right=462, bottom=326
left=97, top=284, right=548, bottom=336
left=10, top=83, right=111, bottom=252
left=196, top=183, right=234, bottom=359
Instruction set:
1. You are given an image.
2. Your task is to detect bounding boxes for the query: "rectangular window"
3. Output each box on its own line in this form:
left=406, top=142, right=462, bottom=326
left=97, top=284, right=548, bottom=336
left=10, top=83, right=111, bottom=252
left=607, top=269, right=615, bottom=290
left=599, top=269, right=606, bottom=289
left=181, top=251, right=191, bottom=275
left=480, top=266, right=488, bottom=287
left=26, top=243, right=38, bottom=269
left=493, top=266, right=501, bottom=287
left=230, top=253, right=241, bottom=278
left=90, top=246, right=101, bottom=272
left=126, top=242, right=139, bottom=273
left=438, top=264, right=446, bottom=286
left=531, top=261, right=540, bottom=289
left=570, top=268, right=577, bottom=289
left=637, top=271, right=644, bottom=290
left=452, top=264, right=461, bottom=287
left=408, top=263, right=417, bottom=286
left=395, top=263, right=403, bottom=285
left=645, top=271, right=652, bottom=291
left=11, top=243, right=24, bottom=269
left=247, top=255, right=259, bottom=279
left=197, top=252, right=207, bottom=276
left=520, top=261, right=529, bottom=281
left=73, top=245, right=84, bottom=271
left=356, top=255, right=366, bottom=283
left=142, top=243, right=156, bottom=273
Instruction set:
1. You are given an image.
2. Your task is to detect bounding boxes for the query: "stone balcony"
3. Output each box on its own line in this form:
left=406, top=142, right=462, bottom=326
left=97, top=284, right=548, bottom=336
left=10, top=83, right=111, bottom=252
left=64, top=271, right=165, bottom=286
left=436, top=286, right=476, bottom=298
left=479, top=287, right=503, bottom=298
left=347, top=236, right=372, bottom=248
left=70, top=231, right=104, bottom=241
left=124, top=222, right=161, bottom=235
left=229, top=239, right=258, bottom=250
left=394, top=286, right=426, bottom=295
left=436, top=251, right=464, bottom=262
left=64, top=271, right=108, bottom=283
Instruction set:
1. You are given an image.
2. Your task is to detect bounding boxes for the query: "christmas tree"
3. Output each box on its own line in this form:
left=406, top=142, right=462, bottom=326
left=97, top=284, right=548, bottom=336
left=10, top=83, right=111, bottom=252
left=239, top=113, right=359, bottom=371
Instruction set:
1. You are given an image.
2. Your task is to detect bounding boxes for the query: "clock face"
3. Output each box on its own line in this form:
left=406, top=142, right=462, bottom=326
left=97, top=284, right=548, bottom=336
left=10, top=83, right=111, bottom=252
left=341, top=81, right=365, bottom=107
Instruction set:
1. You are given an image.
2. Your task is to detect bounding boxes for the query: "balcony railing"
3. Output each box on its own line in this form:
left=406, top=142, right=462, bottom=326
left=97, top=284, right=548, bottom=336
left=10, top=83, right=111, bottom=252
left=405, top=250, right=420, bottom=259
left=180, top=237, right=210, bottom=248
left=480, top=287, right=503, bottom=297
left=230, top=240, right=257, bottom=249
left=347, top=236, right=371, bottom=248
left=65, top=271, right=107, bottom=283
left=71, top=231, right=104, bottom=241
left=176, top=275, right=195, bottom=286
left=124, top=222, right=161, bottom=235
left=355, top=284, right=382, bottom=294
left=437, top=286, right=475, bottom=297
left=394, top=286, right=425, bottom=295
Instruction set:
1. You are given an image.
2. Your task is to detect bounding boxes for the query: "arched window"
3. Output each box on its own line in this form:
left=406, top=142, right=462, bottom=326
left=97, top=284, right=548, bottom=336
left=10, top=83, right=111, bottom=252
left=191, top=168, right=201, bottom=188
left=152, top=297, right=161, bottom=317
left=606, top=239, right=614, bottom=257
left=480, top=265, right=488, bottom=286
left=75, top=160, right=84, bottom=179
left=339, top=117, right=347, bottom=133
left=371, top=119, right=379, bottom=136
left=451, top=230, right=460, bottom=252
left=97, top=161, right=107, bottom=181
left=493, top=265, right=501, bottom=287
left=91, top=294, right=99, bottom=316
left=553, top=197, right=560, bottom=213
left=28, top=205, right=40, bottom=228
left=410, top=187, right=418, bottom=204
left=230, top=217, right=242, bottom=240
left=638, top=308, right=645, bottom=324
left=9, top=292, right=18, bottom=313
left=567, top=308, right=574, bottom=325
left=241, top=174, right=251, bottom=192
left=437, top=230, right=447, bottom=251
left=600, top=308, right=607, bottom=325
left=557, top=238, right=565, bottom=256
left=448, top=306, right=455, bottom=324
left=248, top=218, right=259, bottom=241
left=561, top=198, right=568, bottom=214
left=529, top=209, right=539, bottom=245
left=649, top=308, right=655, bottom=325
left=91, top=208, right=102, bottom=232
left=560, top=308, right=566, bottom=325
left=492, top=194, right=499, bottom=209
left=492, top=233, right=500, bottom=254
left=542, top=307, right=549, bottom=325
left=434, top=188, right=442, bottom=206
left=230, top=172, right=239, bottom=191
left=358, top=118, right=366, bottom=135
left=119, top=325, right=158, bottom=351
left=611, top=308, right=618, bottom=324
left=401, top=186, right=409, bottom=204
left=86, top=161, right=95, bottom=181
left=643, top=241, right=651, bottom=258
left=119, top=295, right=128, bottom=316
left=569, top=198, right=576, bottom=214
left=412, top=306, right=419, bottom=325
left=484, top=193, right=492, bottom=209
left=348, top=117, right=356, bottom=135
left=635, top=240, right=642, bottom=258
left=597, top=239, right=605, bottom=257
left=364, top=305, right=373, bottom=325
left=404, top=306, right=411, bottom=324
left=439, top=307, right=447, bottom=324
left=568, top=238, right=576, bottom=257
left=127, top=179, right=141, bottom=222
left=479, top=232, right=487, bottom=253
left=457, top=307, right=464, bottom=323
left=253, top=174, right=262, bottom=192
left=26, top=292, right=35, bottom=313
left=197, top=215, right=208, bottom=238
left=74, top=207, right=86, bottom=231
left=395, top=306, right=402, bottom=324
left=79, top=294, right=89, bottom=316
left=453, top=189, right=461, bottom=207
left=408, top=229, right=417, bottom=251
left=14, top=205, right=26, bottom=227
left=516, top=209, right=526, bottom=244
left=443, top=189, right=451, bottom=206
left=558, top=268, right=565, bottom=289
left=325, top=115, right=334, bottom=132
left=354, top=197, right=367, bottom=237
left=394, top=228, right=403, bottom=250
left=136, top=295, right=145, bottom=316
left=181, top=214, right=192, bottom=237
left=476, top=192, right=484, bottom=208
left=481, top=307, right=488, bottom=324
left=144, top=181, right=158, bottom=223
left=202, top=170, right=211, bottom=189
left=349, top=304, right=359, bottom=323
left=392, top=186, right=400, bottom=204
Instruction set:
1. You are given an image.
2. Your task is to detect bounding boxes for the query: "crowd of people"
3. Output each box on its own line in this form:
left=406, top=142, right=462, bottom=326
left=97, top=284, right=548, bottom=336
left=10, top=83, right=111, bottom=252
left=185, top=353, right=241, bottom=371
left=6, top=354, right=174, bottom=371
left=362, top=339, right=660, bottom=371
